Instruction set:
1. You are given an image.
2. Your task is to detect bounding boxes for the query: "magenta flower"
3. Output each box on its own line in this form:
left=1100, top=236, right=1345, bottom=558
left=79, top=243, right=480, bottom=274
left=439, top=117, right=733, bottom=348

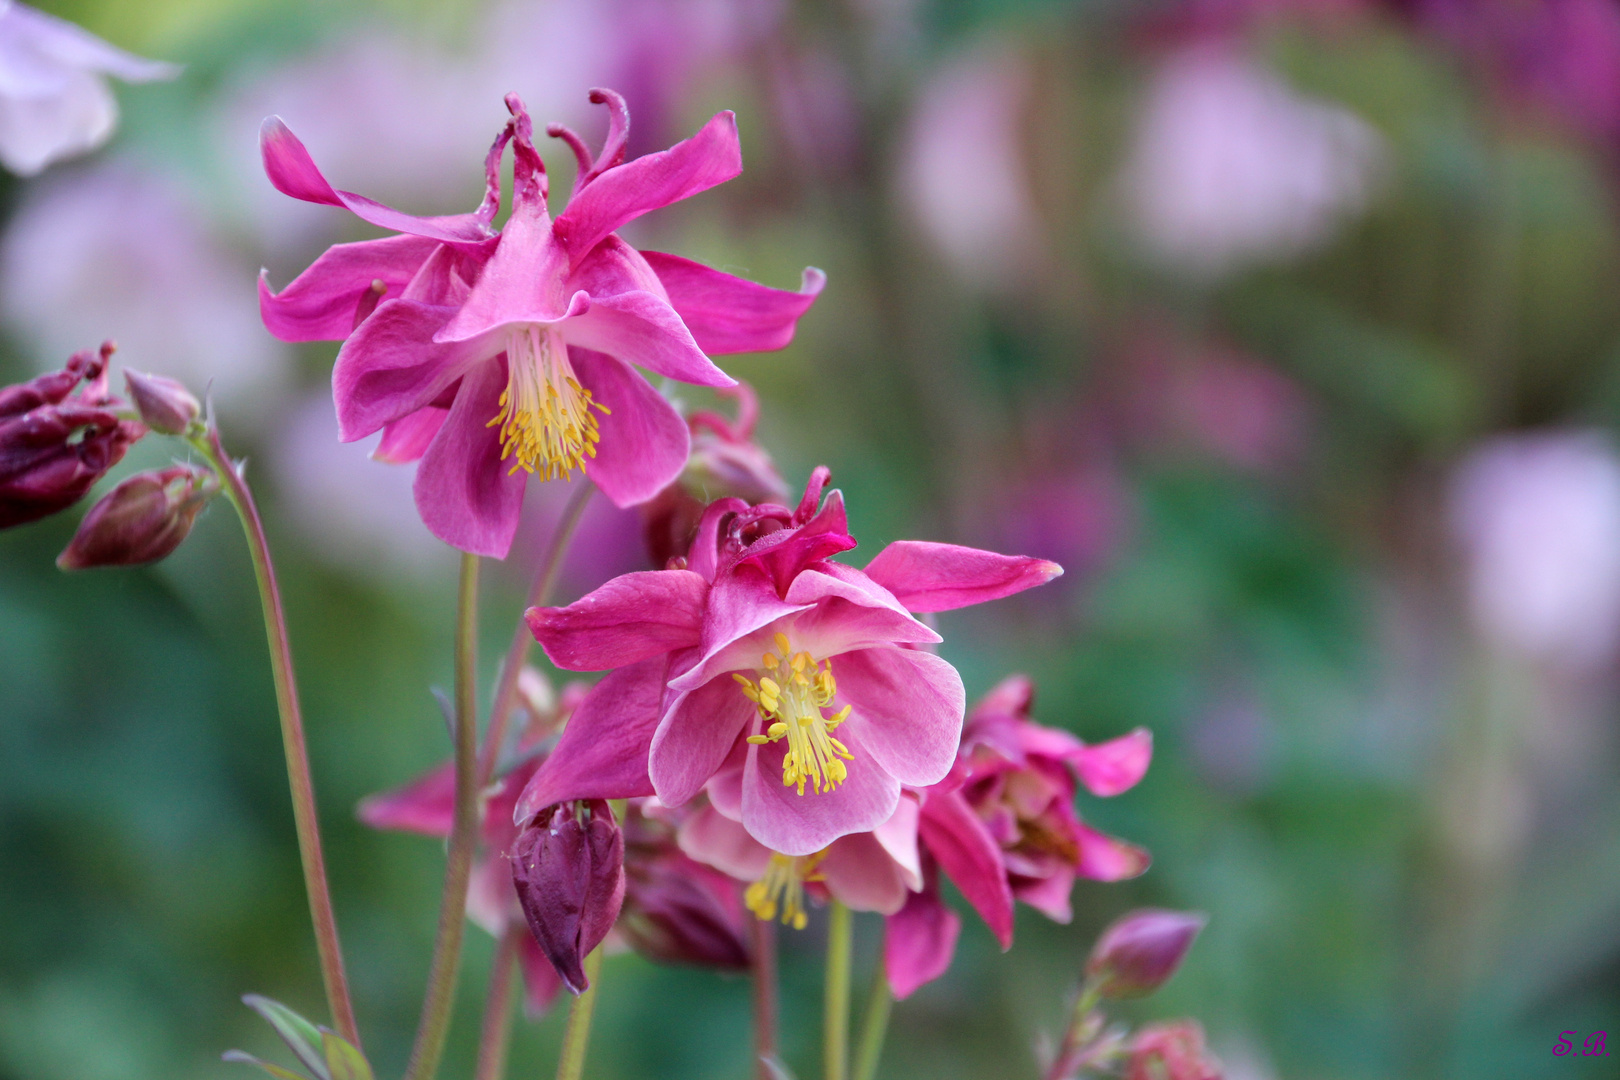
left=519, top=468, right=1063, bottom=856
left=259, top=89, right=823, bottom=557
left=1123, top=1021, right=1224, bottom=1080
left=1086, top=908, right=1206, bottom=1000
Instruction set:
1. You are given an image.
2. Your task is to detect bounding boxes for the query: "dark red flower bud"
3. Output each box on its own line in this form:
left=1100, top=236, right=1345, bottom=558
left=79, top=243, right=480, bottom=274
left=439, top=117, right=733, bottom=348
left=1085, top=908, right=1206, bottom=999
left=57, top=463, right=218, bottom=569
left=511, top=800, right=625, bottom=994
left=123, top=369, right=200, bottom=435
left=1, top=345, right=144, bottom=529
left=620, top=855, right=751, bottom=970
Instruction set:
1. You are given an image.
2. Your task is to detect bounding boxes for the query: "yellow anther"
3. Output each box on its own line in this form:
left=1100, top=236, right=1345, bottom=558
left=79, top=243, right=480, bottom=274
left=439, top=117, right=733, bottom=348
left=740, top=633, right=854, bottom=796
left=774, top=632, right=791, bottom=656
left=488, top=325, right=610, bottom=480
left=763, top=652, right=779, bottom=670
left=745, top=851, right=826, bottom=929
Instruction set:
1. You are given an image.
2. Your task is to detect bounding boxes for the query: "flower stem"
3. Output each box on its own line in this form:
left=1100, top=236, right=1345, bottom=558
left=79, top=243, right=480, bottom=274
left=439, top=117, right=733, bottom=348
left=1042, top=983, right=1104, bottom=1080
left=473, top=927, right=522, bottom=1080
left=555, top=946, right=604, bottom=1080
left=195, top=427, right=359, bottom=1047
left=402, top=551, right=481, bottom=1080
left=478, top=482, right=594, bottom=786
left=752, top=916, right=778, bottom=1079
left=852, top=963, right=890, bottom=1080
left=824, top=901, right=853, bottom=1080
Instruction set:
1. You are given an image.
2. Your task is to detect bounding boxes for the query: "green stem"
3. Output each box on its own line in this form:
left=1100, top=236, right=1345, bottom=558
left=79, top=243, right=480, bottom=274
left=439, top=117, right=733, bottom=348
left=402, top=552, right=481, bottom=1080
left=196, top=428, right=360, bottom=1047
left=852, top=963, right=890, bottom=1080
left=824, top=901, right=853, bottom=1080
left=1042, top=983, right=1104, bottom=1080
left=473, top=928, right=521, bottom=1080
left=555, top=947, right=604, bottom=1080
left=752, top=916, right=778, bottom=1080
left=478, top=482, right=593, bottom=786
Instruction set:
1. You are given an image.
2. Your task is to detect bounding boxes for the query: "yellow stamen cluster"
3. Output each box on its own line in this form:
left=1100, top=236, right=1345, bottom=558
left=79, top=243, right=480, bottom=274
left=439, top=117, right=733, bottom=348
left=488, top=325, right=610, bottom=479
left=737, top=632, right=854, bottom=795
left=744, top=850, right=826, bottom=929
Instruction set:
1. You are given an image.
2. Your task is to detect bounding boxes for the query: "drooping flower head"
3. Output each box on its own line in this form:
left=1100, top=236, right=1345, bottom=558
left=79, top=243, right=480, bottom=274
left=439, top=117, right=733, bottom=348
left=1, top=341, right=144, bottom=529
left=519, top=468, right=1063, bottom=856
left=259, top=89, right=823, bottom=557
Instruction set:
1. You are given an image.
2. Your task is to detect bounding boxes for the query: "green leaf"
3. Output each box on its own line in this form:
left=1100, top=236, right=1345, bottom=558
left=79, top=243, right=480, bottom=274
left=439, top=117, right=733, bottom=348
left=241, top=996, right=332, bottom=1080
left=222, top=1049, right=311, bottom=1080
left=320, top=1030, right=373, bottom=1080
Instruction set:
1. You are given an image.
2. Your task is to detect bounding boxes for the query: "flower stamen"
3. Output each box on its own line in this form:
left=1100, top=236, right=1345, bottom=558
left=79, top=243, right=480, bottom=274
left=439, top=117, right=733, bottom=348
left=488, top=325, right=610, bottom=479
left=739, top=632, right=854, bottom=795
left=744, top=850, right=826, bottom=929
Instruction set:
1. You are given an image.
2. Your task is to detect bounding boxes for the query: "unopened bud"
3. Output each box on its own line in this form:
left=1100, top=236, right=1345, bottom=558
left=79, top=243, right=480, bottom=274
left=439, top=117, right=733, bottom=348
left=620, top=858, right=751, bottom=970
left=57, top=464, right=218, bottom=569
left=123, top=370, right=200, bottom=435
left=1085, top=909, right=1205, bottom=999
left=511, top=800, right=625, bottom=994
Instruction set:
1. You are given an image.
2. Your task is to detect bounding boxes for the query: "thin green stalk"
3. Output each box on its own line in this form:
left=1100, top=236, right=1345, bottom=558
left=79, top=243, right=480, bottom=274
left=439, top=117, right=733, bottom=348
left=401, top=552, right=481, bottom=1080
left=1042, top=983, right=1104, bottom=1080
left=478, top=482, right=593, bottom=786
left=196, top=428, right=359, bottom=1047
left=555, top=947, right=604, bottom=1080
left=473, top=928, right=522, bottom=1080
left=852, top=963, right=890, bottom=1080
left=753, top=916, right=778, bottom=1080
left=824, top=901, right=853, bottom=1080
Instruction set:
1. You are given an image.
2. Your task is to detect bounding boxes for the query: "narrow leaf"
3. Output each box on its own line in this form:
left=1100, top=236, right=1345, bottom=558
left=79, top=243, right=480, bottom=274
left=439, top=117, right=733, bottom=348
left=222, top=1049, right=310, bottom=1080
left=241, top=996, right=332, bottom=1080
left=320, top=1030, right=374, bottom=1080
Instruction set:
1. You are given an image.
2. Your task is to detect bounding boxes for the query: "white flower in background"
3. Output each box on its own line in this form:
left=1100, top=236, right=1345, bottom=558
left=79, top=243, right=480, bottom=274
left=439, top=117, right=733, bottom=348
left=899, top=41, right=1042, bottom=288
left=1450, top=431, right=1620, bottom=670
left=0, top=165, right=287, bottom=419
left=0, top=1, right=176, bottom=176
left=1118, top=46, right=1385, bottom=279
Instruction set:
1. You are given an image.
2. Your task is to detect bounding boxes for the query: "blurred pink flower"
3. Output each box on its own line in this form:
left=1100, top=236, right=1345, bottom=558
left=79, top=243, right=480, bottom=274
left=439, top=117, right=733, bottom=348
left=1449, top=431, right=1620, bottom=670
left=0, top=2, right=176, bottom=176
left=1124, top=1021, right=1225, bottom=1080
left=0, top=165, right=288, bottom=418
left=1118, top=46, right=1384, bottom=278
left=898, top=41, right=1042, bottom=289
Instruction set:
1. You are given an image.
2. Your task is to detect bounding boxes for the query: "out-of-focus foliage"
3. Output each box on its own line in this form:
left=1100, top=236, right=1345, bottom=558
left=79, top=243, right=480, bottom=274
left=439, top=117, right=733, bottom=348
left=2, top=1, right=1619, bottom=1078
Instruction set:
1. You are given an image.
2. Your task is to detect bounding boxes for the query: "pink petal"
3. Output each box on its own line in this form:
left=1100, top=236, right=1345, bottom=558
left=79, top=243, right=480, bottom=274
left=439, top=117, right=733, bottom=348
left=741, top=715, right=900, bottom=856
left=820, top=831, right=909, bottom=915
left=873, top=794, right=923, bottom=892
left=412, top=356, right=527, bottom=557
left=1013, top=870, right=1075, bottom=923
left=1069, top=728, right=1153, bottom=797
left=782, top=569, right=941, bottom=659
left=516, top=932, right=565, bottom=1017
left=969, top=674, right=1035, bottom=725
left=372, top=407, right=448, bottom=465
left=648, top=672, right=758, bottom=808
left=434, top=196, right=574, bottom=341
left=561, top=289, right=736, bottom=388
left=258, top=234, right=440, bottom=342
left=569, top=347, right=691, bottom=507
left=260, top=117, right=494, bottom=244
left=512, top=657, right=667, bottom=823
left=735, top=488, right=856, bottom=593
left=863, top=541, right=1064, bottom=612
left=356, top=760, right=455, bottom=837
left=884, top=885, right=961, bottom=1000
left=643, top=251, right=825, bottom=355
left=676, top=801, right=772, bottom=880
left=526, top=569, right=707, bottom=671
left=331, top=299, right=488, bottom=442
left=918, top=789, right=1014, bottom=949
left=554, top=110, right=742, bottom=260
left=1075, top=823, right=1151, bottom=882
left=668, top=566, right=810, bottom=694
left=833, top=648, right=964, bottom=788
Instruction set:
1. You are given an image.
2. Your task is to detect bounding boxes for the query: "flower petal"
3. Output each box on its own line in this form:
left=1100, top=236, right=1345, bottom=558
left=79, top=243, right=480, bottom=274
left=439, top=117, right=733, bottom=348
left=259, top=234, right=440, bottom=342
left=918, top=788, right=1014, bottom=949
left=1013, top=870, right=1075, bottom=923
left=412, top=355, right=527, bottom=557
left=863, top=541, right=1064, bottom=612
left=884, top=881, right=961, bottom=1000
left=873, top=794, right=923, bottom=892
left=569, top=347, right=691, bottom=507
left=331, top=299, right=488, bottom=441
left=512, top=657, right=668, bottom=823
left=356, top=760, right=455, bottom=837
left=372, top=406, right=448, bottom=464
left=516, top=932, right=565, bottom=1017
left=741, top=715, right=900, bottom=856
left=1069, top=728, right=1153, bottom=798
left=528, top=569, right=706, bottom=671
left=677, top=801, right=772, bottom=880
left=833, top=648, right=964, bottom=788
left=668, top=565, right=810, bottom=693
left=260, top=116, right=495, bottom=244
left=561, top=289, right=736, bottom=388
left=643, top=251, right=825, bottom=355
left=820, top=831, right=909, bottom=915
left=1075, top=823, right=1151, bottom=882
left=649, top=672, right=757, bottom=808
left=554, top=110, right=742, bottom=260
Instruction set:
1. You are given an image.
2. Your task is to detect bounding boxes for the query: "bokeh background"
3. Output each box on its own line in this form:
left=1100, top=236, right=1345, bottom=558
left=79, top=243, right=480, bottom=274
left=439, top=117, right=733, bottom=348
left=3, top=0, right=1620, bottom=1077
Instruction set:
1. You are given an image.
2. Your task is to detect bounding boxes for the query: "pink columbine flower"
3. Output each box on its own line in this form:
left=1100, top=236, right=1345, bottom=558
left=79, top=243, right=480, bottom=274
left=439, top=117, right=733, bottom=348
left=519, top=467, right=1063, bottom=856
left=259, top=89, right=823, bottom=557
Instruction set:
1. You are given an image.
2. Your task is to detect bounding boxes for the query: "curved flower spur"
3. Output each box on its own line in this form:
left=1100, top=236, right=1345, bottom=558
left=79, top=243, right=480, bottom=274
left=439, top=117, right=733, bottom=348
left=258, top=89, right=824, bottom=556
left=518, top=467, right=1064, bottom=855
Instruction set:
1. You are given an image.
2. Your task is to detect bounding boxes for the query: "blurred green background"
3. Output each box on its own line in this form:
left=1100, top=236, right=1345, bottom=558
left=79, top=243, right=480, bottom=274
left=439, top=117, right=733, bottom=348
left=3, top=0, right=1620, bottom=1077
